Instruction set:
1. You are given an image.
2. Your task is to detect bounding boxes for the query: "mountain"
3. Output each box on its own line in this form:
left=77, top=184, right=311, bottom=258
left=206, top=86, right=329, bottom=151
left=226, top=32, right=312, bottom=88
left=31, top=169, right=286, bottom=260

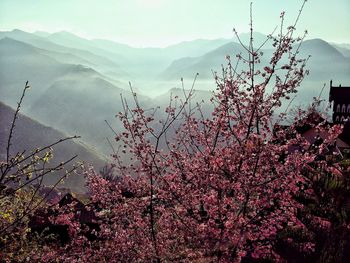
left=33, top=31, right=51, bottom=38
left=27, top=68, right=134, bottom=155
left=237, top=32, right=272, bottom=48
left=92, top=37, right=232, bottom=78
left=0, top=29, right=257, bottom=81
left=0, top=101, right=107, bottom=193
left=0, top=37, right=124, bottom=107
left=161, top=38, right=350, bottom=81
left=39, top=31, right=165, bottom=79
left=0, top=37, right=71, bottom=106
left=331, top=43, right=350, bottom=58
left=298, top=39, right=347, bottom=61
left=92, top=37, right=231, bottom=60
left=0, top=37, right=134, bottom=155
left=0, top=30, right=125, bottom=78
left=295, top=39, right=350, bottom=81
left=46, top=31, right=126, bottom=67
left=164, top=38, right=231, bottom=57
left=160, top=38, right=350, bottom=104
left=160, top=41, right=248, bottom=80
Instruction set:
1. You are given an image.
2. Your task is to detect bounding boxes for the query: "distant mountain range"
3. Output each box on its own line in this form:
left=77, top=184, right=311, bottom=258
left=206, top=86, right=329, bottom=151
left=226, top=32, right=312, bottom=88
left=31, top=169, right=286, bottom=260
left=1, top=29, right=349, bottom=188
left=161, top=38, right=350, bottom=82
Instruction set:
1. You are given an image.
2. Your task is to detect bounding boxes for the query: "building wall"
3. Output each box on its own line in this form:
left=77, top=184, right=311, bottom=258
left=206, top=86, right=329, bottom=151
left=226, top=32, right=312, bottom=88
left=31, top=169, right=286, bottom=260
left=329, top=81, right=350, bottom=124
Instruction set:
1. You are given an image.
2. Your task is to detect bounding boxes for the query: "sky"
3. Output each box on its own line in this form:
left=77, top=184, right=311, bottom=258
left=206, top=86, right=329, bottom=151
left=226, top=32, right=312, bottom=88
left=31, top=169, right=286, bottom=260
left=0, top=0, right=349, bottom=47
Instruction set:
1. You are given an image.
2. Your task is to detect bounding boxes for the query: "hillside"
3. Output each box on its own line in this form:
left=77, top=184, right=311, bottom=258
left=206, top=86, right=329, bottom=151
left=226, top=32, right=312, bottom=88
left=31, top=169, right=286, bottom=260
left=331, top=43, right=350, bottom=58
left=0, top=101, right=108, bottom=193
left=0, top=30, right=125, bottom=78
left=0, top=37, right=135, bottom=155
left=160, top=41, right=247, bottom=80
left=27, top=70, right=134, bottom=155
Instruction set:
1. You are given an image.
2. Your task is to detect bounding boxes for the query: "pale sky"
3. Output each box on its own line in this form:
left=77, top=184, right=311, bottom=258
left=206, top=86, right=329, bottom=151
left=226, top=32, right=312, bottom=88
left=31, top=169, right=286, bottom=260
left=0, top=0, right=349, bottom=47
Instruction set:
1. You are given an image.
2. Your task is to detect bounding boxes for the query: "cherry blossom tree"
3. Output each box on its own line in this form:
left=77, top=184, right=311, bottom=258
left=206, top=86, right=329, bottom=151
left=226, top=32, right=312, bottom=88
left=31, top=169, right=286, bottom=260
left=40, top=1, right=348, bottom=261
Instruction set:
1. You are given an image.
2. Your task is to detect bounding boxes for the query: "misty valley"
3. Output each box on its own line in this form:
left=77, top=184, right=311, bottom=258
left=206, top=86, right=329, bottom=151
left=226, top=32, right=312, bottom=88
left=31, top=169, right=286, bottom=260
left=1, top=29, right=350, bottom=192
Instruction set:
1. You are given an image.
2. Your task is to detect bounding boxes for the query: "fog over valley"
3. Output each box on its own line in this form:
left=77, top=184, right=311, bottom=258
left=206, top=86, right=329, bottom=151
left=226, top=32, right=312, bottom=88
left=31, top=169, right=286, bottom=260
left=1, top=29, right=350, bottom=163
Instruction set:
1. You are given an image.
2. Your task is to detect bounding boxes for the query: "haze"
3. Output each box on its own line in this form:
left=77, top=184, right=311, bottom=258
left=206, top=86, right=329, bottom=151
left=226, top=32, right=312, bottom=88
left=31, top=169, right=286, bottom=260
left=0, top=0, right=349, bottom=47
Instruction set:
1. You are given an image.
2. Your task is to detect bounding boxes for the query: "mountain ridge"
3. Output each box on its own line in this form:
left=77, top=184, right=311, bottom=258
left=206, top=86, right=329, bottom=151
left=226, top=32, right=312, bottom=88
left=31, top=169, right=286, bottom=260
left=0, top=101, right=108, bottom=193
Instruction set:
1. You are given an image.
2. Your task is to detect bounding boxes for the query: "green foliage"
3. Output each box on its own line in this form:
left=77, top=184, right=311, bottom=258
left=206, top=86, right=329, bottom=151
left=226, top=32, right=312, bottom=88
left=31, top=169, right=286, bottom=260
left=0, top=82, right=79, bottom=261
left=340, top=158, right=350, bottom=169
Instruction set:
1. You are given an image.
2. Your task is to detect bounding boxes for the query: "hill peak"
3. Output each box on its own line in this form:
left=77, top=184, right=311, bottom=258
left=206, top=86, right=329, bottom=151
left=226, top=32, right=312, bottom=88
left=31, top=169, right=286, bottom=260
left=11, top=28, right=26, bottom=34
left=49, top=31, right=88, bottom=40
